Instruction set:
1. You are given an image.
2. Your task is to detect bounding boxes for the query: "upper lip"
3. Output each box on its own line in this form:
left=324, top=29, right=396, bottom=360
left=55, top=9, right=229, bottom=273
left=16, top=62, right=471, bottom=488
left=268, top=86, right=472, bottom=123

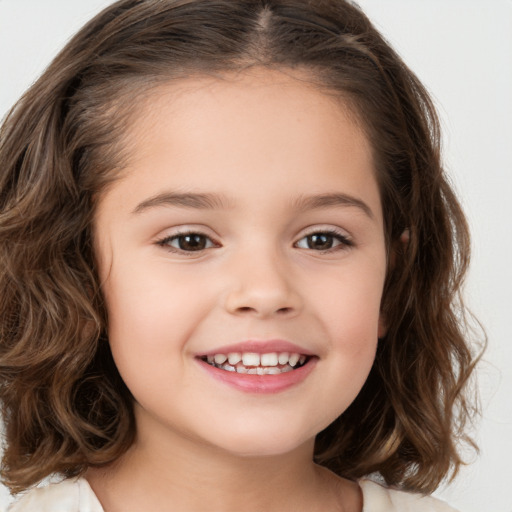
left=197, top=339, right=316, bottom=357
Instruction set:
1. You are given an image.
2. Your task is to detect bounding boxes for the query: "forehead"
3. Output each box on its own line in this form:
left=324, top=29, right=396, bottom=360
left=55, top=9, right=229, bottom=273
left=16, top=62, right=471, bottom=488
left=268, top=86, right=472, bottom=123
left=98, top=68, right=380, bottom=217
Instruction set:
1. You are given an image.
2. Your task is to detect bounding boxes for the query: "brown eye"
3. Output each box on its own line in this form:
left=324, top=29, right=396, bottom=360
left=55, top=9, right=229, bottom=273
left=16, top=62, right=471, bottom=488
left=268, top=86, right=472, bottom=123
left=162, top=233, right=215, bottom=252
left=178, top=234, right=208, bottom=251
left=295, top=230, right=352, bottom=251
left=305, top=234, right=335, bottom=250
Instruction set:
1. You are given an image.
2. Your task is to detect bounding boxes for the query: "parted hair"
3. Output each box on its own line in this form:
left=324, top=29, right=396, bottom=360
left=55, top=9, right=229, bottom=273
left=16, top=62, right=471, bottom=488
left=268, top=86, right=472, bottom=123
left=0, top=0, right=478, bottom=495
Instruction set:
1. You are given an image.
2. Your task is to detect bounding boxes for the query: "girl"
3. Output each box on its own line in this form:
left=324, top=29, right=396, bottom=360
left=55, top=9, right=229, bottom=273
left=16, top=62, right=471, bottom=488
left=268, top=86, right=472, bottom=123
left=0, top=1, right=479, bottom=510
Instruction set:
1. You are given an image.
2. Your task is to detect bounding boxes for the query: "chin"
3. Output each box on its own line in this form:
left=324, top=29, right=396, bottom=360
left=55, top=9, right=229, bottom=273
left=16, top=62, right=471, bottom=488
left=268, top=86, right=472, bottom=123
left=200, top=419, right=319, bottom=460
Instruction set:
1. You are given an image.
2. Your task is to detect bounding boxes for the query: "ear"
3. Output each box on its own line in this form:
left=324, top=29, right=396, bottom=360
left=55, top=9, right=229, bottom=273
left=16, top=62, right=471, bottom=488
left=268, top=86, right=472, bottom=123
left=399, top=228, right=410, bottom=245
left=379, top=228, right=410, bottom=340
left=387, top=229, right=410, bottom=270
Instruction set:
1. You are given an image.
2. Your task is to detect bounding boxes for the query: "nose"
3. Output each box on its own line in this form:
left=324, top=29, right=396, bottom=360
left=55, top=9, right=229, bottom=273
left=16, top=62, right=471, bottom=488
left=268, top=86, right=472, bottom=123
left=223, top=248, right=302, bottom=319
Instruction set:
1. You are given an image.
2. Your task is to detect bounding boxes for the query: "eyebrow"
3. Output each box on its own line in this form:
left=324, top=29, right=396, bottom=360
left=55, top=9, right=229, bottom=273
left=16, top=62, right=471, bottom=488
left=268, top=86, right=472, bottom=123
left=292, top=193, right=375, bottom=219
left=132, top=192, right=230, bottom=214
left=132, top=190, right=374, bottom=219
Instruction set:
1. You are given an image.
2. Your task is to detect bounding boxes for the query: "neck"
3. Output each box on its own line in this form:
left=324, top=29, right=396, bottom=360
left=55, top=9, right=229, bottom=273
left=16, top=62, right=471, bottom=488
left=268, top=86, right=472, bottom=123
left=86, top=411, right=360, bottom=512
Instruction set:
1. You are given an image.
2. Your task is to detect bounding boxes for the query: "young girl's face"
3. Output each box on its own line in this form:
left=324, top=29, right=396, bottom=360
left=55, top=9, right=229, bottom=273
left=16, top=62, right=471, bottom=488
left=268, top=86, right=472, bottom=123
left=94, top=69, right=387, bottom=459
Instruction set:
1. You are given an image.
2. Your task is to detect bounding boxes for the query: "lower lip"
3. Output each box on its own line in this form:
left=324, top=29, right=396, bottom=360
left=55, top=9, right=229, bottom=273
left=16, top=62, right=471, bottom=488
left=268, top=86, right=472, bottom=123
left=196, top=358, right=317, bottom=394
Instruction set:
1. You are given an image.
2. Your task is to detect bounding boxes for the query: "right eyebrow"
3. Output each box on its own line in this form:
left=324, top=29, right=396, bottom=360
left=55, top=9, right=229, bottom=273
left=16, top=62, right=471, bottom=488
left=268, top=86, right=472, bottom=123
left=292, top=192, right=375, bottom=220
left=131, top=191, right=230, bottom=214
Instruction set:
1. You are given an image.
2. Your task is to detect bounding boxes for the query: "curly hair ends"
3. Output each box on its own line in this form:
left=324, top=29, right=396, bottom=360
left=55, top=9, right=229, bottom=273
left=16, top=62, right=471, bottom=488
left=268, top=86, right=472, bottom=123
left=0, top=74, right=136, bottom=493
left=0, top=0, right=480, bottom=495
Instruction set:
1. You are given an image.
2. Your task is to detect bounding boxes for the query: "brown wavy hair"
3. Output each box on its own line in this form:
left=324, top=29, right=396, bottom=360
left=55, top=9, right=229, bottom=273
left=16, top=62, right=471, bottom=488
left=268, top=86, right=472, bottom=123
left=0, top=0, right=480, bottom=495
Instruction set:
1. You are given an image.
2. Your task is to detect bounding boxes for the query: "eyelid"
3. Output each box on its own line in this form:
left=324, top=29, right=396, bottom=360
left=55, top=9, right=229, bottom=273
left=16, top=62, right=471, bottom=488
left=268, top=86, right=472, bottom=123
left=153, top=224, right=354, bottom=255
left=296, top=224, right=352, bottom=239
left=294, top=226, right=354, bottom=251
left=154, top=226, right=221, bottom=255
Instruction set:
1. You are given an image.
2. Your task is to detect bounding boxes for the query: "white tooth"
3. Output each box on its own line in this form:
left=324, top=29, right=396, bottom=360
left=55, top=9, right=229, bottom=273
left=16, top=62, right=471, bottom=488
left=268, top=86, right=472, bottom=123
left=281, top=364, right=293, bottom=373
left=223, top=364, right=236, bottom=372
left=266, top=367, right=281, bottom=375
left=278, top=352, right=290, bottom=365
left=260, top=353, right=278, bottom=366
left=207, top=355, right=214, bottom=364
left=214, top=354, right=227, bottom=364
left=228, top=352, right=242, bottom=365
left=256, top=367, right=265, bottom=375
left=242, top=352, right=260, bottom=366
left=236, top=365, right=248, bottom=374
left=299, top=355, right=306, bottom=365
left=289, top=353, right=300, bottom=366
left=247, top=368, right=258, bottom=374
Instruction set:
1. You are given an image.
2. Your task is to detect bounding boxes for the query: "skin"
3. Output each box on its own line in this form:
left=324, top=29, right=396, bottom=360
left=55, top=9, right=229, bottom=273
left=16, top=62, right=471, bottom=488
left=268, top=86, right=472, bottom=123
left=88, top=68, right=387, bottom=512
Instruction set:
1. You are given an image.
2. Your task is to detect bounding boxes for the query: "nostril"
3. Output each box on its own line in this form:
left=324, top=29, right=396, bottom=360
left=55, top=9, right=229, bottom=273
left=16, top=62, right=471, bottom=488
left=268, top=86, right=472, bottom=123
left=236, top=306, right=294, bottom=315
left=237, top=306, right=255, bottom=313
left=226, top=287, right=302, bottom=317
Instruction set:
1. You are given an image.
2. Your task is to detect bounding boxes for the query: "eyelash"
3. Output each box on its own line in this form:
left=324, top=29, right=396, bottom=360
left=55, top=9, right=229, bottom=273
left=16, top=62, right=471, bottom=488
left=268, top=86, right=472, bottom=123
left=155, top=230, right=219, bottom=254
left=294, top=229, right=354, bottom=253
left=155, top=228, right=353, bottom=255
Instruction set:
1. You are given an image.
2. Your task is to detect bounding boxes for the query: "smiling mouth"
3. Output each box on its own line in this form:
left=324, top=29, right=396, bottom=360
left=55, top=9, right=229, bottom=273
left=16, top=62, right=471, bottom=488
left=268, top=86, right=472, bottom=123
left=199, top=351, right=310, bottom=375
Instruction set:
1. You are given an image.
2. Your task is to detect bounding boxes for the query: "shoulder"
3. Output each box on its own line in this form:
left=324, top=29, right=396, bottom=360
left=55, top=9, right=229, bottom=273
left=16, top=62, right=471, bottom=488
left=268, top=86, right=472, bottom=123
left=8, top=478, right=104, bottom=512
left=359, top=479, right=460, bottom=512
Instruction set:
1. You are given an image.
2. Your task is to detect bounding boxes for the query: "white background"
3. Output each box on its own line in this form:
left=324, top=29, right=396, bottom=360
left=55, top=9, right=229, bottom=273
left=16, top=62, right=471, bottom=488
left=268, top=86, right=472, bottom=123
left=0, top=1, right=511, bottom=510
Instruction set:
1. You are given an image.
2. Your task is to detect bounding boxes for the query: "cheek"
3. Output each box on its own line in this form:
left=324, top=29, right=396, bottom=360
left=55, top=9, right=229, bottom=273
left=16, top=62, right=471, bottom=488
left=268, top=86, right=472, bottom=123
left=313, top=259, right=385, bottom=339
left=308, top=258, right=384, bottom=393
left=101, top=265, right=184, bottom=377
left=101, top=259, right=219, bottom=386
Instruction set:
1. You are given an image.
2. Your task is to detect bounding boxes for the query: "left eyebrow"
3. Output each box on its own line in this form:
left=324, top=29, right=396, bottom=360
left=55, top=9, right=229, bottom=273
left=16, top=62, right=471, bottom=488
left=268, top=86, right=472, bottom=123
left=132, top=191, right=230, bottom=214
left=292, top=193, right=375, bottom=219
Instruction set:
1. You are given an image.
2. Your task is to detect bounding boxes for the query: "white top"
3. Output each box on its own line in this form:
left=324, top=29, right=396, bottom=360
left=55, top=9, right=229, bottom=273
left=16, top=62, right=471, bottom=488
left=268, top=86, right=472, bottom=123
left=8, top=477, right=459, bottom=511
